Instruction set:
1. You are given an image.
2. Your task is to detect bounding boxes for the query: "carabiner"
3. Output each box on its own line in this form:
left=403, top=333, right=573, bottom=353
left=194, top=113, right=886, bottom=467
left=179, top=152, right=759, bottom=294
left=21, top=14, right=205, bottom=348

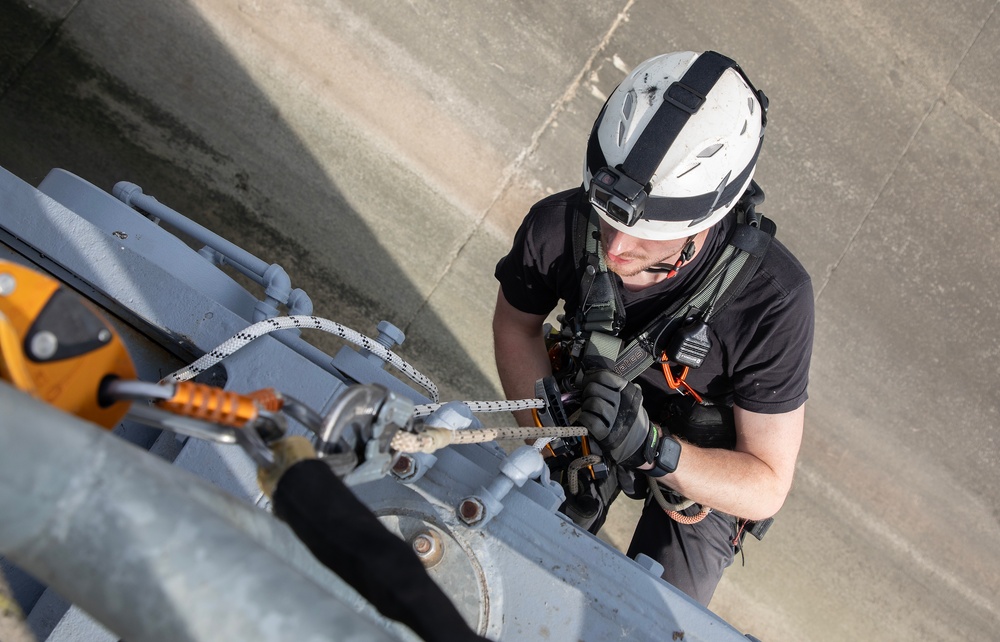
left=659, top=352, right=704, bottom=403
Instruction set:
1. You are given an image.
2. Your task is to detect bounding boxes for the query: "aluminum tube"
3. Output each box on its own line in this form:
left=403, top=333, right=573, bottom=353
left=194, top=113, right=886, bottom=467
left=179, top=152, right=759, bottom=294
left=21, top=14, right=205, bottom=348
left=0, top=384, right=413, bottom=642
left=112, top=182, right=270, bottom=279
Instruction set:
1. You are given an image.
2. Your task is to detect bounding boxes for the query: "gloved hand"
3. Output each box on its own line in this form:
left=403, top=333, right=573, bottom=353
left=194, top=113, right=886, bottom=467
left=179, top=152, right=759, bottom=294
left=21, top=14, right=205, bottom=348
left=576, top=370, right=658, bottom=470
left=257, top=435, right=317, bottom=498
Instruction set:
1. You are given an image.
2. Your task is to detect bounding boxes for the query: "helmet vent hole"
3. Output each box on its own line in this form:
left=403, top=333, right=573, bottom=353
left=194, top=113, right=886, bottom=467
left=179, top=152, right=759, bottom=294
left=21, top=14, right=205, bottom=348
left=748, top=97, right=755, bottom=114
left=697, top=143, right=724, bottom=158
left=623, top=90, right=635, bottom=119
left=617, top=121, right=626, bottom=146
left=741, top=120, right=748, bottom=135
left=676, top=163, right=701, bottom=178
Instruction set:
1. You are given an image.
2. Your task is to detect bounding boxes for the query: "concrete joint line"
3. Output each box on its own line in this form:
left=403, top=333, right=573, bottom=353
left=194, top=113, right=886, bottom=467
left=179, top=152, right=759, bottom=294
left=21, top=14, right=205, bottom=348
left=487, top=0, right=637, bottom=216
left=411, top=0, right=637, bottom=332
left=815, top=2, right=996, bottom=302
left=0, top=0, right=84, bottom=99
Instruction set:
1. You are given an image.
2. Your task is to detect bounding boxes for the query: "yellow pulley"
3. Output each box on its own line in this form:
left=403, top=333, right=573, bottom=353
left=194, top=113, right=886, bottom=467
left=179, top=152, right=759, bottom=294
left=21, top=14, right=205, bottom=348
left=0, top=259, right=135, bottom=429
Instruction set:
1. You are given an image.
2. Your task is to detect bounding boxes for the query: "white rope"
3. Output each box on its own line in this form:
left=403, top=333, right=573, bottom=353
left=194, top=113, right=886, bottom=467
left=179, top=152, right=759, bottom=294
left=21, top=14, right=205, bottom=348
left=162, top=315, right=439, bottom=402
left=532, top=437, right=555, bottom=452
left=566, top=455, right=603, bottom=495
left=391, top=425, right=587, bottom=454
left=413, top=398, right=545, bottom=417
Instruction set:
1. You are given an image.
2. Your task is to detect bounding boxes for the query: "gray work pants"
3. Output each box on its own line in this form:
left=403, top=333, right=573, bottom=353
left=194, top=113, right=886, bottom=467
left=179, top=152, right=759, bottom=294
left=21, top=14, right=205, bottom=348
left=626, top=500, right=738, bottom=607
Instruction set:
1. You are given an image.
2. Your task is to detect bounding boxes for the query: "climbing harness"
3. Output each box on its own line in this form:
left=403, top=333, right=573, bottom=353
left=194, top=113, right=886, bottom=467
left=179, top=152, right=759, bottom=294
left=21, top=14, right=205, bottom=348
left=543, top=186, right=776, bottom=528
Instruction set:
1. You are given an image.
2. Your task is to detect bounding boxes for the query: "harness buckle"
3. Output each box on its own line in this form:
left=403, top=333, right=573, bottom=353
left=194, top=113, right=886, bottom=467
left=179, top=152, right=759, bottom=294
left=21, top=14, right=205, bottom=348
left=664, top=81, right=706, bottom=114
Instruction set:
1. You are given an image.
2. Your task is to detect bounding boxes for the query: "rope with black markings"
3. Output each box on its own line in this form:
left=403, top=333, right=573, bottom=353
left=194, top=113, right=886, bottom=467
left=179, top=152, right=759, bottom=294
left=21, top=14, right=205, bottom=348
left=161, top=316, right=554, bottom=417
left=159, top=315, right=591, bottom=453
left=162, top=315, right=441, bottom=400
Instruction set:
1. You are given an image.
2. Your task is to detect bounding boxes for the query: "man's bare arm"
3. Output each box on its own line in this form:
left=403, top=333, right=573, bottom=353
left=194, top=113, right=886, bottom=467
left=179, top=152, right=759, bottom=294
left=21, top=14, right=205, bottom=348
left=492, top=288, right=552, bottom=426
left=653, top=405, right=805, bottom=521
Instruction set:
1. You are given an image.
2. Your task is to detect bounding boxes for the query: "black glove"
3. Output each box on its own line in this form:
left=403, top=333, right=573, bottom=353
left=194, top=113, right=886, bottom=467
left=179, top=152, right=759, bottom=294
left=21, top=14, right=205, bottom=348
left=576, top=370, right=658, bottom=470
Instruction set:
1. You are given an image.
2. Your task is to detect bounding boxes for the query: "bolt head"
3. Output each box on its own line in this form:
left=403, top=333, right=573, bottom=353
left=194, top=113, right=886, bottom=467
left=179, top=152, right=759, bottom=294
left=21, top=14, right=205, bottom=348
left=391, top=454, right=415, bottom=479
left=0, top=273, right=15, bottom=296
left=30, top=331, right=59, bottom=360
left=458, top=497, right=485, bottom=525
left=413, top=534, right=433, bottom=555
left=410, top=530, right=443, bottom=567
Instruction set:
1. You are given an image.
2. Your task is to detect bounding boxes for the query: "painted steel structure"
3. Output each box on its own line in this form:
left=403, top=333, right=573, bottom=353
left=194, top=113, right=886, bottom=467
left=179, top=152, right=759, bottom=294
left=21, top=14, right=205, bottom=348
left=0, top=166, right=756, bottom=641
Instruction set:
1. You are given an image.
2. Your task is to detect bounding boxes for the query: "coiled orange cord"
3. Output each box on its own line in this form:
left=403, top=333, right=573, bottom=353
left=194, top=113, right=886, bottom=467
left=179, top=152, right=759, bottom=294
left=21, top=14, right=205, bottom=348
left=666, top=507, right=711, bottom=524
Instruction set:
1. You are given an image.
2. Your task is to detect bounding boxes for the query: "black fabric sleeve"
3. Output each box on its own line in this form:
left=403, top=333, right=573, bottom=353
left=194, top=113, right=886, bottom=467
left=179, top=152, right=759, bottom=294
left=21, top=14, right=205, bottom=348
left=494, top=189, right=580, bottom=315
left=727, top=252, right=815, bottom=414
left=272, top=459, right=489, bottom=642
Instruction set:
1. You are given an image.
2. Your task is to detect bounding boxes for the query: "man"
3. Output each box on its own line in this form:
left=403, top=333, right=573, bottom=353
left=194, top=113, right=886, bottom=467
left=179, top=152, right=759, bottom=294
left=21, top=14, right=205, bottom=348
left=492, top=51, right=813, bottom=606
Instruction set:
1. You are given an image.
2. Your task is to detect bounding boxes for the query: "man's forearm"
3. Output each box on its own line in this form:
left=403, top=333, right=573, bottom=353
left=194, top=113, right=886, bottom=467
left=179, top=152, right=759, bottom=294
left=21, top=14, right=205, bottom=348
left=492, top=290, right=553, bottom=426
left=494, top=328, right=551, bottom=426
left=654, top=443, right=788, bottom=520
left=650, top=405, right=805, bottom=521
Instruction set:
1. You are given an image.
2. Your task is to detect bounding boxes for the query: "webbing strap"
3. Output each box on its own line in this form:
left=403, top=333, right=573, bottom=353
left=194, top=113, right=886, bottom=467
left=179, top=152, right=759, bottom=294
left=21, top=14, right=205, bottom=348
left=576, top=208, right=621, bottom=334
left=568, top=193, right=775, bottom=383
left=621, top=51, right=737, bottom=185
left=610, top=212, right=775, bottom=381
left=585, top=331, right=623, bottom=369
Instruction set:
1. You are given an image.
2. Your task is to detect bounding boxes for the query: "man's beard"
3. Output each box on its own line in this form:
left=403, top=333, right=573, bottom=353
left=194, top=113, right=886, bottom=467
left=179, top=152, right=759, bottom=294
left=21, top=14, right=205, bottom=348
left=602, top=246, right=686, bottom=278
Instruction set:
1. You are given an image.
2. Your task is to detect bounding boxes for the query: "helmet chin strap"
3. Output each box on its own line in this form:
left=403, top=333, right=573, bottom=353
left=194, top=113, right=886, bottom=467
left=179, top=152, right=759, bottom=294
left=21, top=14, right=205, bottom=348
left=645, top=235, right=697, bottom=277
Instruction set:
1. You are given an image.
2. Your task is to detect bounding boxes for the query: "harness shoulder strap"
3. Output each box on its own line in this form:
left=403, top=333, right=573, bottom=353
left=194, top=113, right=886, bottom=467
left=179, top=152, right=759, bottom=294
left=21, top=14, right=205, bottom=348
left=612, top=209, right=776, bottom=382
left=568, top=207, right=627, bottom=368
left=706, top=212, right=775, bottom=320
left=574, top=208, right=624, bottom=334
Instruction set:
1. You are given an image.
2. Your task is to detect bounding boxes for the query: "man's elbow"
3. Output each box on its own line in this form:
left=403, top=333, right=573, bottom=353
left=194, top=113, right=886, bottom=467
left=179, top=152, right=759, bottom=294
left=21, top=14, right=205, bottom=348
left=748, top=495, right=787, bottom=522
left=747, top=474, right=795, bottom=521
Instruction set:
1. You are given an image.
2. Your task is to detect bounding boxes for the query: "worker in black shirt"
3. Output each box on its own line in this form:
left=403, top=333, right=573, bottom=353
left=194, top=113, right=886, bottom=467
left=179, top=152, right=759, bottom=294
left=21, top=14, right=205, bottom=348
left=492, top=51, right=814, bottom=606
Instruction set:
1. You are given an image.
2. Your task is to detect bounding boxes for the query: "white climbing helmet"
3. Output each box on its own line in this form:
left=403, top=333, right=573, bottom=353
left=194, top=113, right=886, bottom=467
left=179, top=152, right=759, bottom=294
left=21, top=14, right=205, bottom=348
left=584, top=51, right=767, bottom=241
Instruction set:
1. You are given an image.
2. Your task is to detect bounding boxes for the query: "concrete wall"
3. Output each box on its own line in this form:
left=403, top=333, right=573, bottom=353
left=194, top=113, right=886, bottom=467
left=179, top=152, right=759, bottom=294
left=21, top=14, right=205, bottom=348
left=1, top=1, right=998, bottom=640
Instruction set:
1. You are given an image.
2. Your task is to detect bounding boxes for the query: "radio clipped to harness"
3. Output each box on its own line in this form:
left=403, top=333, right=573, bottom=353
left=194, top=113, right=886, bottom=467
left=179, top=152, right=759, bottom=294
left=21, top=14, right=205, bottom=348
left=663, top=315, right=712, bottom=369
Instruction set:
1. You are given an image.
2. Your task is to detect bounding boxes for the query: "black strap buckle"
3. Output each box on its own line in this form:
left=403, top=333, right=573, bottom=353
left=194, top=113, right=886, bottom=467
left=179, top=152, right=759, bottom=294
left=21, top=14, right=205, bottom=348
left=664, top=81, right=706, bottom=114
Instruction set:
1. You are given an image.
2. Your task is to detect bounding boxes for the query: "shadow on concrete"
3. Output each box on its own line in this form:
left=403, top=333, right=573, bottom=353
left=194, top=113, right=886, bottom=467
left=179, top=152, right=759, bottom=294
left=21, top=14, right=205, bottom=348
left=0, top=0, right=503, bottom=635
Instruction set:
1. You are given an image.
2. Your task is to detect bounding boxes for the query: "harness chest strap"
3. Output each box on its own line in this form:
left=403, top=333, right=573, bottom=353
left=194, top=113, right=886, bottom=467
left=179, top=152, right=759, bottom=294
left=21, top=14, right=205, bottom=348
left=575, top=208, right=776, bottom=383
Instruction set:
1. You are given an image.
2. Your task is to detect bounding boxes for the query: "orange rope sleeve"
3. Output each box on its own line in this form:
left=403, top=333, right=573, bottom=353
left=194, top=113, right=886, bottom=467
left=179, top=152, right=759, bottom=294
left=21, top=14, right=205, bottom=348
left=157, top=381, right=259, bottom=428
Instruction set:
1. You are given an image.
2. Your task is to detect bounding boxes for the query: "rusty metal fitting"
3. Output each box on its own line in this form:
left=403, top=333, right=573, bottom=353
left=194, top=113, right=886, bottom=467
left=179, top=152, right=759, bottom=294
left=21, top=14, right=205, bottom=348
left=391, top=453, right=415, bottom=480
left=410, top=529, right=444, bottom=568
left=457, top=497, right=485, bottom=526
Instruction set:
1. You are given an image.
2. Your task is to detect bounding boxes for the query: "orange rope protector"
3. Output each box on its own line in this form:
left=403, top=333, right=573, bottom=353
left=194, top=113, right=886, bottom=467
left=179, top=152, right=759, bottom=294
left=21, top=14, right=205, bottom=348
left=158, top=382, right=280, bottom=428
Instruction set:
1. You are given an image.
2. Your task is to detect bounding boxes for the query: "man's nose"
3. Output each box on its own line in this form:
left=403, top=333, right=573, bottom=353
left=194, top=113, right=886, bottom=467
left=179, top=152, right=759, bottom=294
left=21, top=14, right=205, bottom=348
left=602, top=226, right=638, bottom=255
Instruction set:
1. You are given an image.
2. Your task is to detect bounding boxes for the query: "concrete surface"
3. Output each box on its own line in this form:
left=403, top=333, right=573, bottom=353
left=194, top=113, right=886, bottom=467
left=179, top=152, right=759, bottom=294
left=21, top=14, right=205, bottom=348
left=1, top=0, right=998, bottom=640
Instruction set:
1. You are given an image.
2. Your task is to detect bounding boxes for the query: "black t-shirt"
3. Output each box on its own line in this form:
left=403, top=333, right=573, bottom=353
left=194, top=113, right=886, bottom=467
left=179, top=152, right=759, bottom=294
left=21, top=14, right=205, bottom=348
left=495, top=187, right=814, bottom=426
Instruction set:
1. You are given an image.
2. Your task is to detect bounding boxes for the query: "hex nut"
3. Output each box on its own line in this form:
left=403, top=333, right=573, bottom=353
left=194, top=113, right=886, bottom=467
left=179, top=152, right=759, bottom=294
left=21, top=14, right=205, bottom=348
left=410, top=530, right=443, bottom=568
left=391, top=454, right=415, bottom=479
left=458, top=497, right=485, bottom=525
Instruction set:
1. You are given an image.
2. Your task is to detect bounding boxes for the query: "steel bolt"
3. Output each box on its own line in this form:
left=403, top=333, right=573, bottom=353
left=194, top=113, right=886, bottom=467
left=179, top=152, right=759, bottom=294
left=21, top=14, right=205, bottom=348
left=30, top=331, right=58, bottom=360
left=458, top=497, right=485, bottom=526
left=410, top=530, right=443, bottom=567
left=413, top=534, right=433, bottom=555
left=391, top=454, right=415, bottom=479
